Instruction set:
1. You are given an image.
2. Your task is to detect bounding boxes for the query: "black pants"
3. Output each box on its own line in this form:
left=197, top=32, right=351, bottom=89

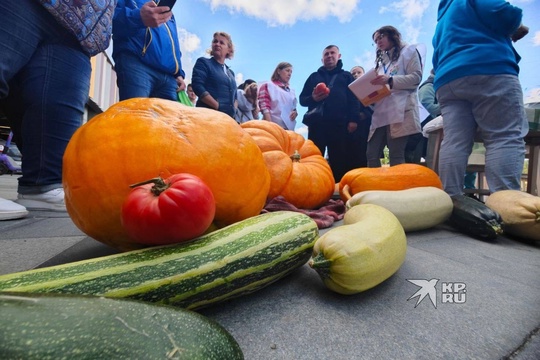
left=308, top=121, right=363, bottom=182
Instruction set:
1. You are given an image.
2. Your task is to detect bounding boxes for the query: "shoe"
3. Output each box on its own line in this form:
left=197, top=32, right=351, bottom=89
left=0, top=197, right=29, bottom=220
left=16, top=188, right=66, bottom=212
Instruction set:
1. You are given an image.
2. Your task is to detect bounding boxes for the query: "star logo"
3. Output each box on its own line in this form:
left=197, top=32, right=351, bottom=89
left=407, top=279, right=439, bottom=308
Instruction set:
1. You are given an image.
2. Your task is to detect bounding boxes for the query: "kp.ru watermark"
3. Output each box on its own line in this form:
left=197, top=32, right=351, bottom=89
left=407, top=279, right=467, bottom=308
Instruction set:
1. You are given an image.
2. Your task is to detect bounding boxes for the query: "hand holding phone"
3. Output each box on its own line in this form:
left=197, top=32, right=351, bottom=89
left=157, top=0, right=177, bottom=12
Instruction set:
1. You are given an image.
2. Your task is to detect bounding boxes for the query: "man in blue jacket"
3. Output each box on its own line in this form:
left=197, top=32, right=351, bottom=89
left=113, top=0, right=186, bottom=101
left=432, top=0, right=529, bottom=198
left=299, top=45, right=363, bottom=182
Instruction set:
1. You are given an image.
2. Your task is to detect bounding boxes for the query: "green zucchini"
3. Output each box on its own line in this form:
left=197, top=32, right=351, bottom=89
left=0, top=211, right=318, bottom=310
left=0, top=292, right=243, bottom=360
left=448, top=195, right=504, bottom=240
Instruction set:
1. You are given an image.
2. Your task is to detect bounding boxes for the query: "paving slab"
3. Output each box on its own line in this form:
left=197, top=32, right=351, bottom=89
left=0, top=175, right=539, bottom=359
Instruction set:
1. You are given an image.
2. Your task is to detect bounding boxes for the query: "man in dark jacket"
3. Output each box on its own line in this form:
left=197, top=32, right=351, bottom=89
left=300, top=45, right=363, bottom=182
left=113, top=0, right=186, bottom=101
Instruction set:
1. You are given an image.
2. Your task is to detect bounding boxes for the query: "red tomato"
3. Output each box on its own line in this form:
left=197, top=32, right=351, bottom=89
left=121, top=174, right=216, bottom=245
left=314, top=82, right=329, bottom=95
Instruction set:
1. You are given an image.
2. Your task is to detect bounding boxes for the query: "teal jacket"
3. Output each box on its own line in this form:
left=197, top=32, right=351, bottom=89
left=432, top=0, right=523, bottom=92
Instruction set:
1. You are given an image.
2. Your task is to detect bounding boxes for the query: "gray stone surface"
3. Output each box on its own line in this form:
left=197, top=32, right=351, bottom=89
left=1, top=175, right=539, bottom=359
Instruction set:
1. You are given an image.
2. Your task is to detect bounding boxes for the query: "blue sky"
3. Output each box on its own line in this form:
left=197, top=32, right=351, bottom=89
left=172, top=0, right=539, bottom=135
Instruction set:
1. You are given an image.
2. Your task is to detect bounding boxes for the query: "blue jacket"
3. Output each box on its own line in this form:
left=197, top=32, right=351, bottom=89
left=432, top=0, right=522, bottom=92
left=112, top=0, right=185, bottom=78
left=191, top=57, right=237, bottom=118
left=299, top=60, right=361, bottom=125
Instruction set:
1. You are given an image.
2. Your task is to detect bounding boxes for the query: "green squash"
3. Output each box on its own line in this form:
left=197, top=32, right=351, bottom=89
left=0, top=292, right=243, bottom=359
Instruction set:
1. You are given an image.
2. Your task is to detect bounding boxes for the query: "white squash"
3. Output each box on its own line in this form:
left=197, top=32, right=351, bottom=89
left=346, top=186, right=453, bottom=232
left=485, top=190, right=540, bottom=242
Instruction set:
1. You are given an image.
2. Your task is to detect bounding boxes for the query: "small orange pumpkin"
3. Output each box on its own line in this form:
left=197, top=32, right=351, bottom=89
left=241, top=120, right=335, bottom=209
left=339, top=164, right=443, bottom=201
left=63, top=98, right=270, bottom=251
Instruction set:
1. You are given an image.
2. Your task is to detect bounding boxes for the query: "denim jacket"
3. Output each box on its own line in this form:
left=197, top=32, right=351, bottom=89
left=192, top=57, right=237, bottom=118
left=39, top=0, right=116, bottom=57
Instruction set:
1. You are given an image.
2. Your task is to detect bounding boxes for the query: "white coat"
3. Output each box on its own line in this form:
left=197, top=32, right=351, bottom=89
left=369, top=44, right=423, bottom=140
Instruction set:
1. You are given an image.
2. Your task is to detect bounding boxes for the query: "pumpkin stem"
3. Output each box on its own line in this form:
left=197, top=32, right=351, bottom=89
left=129, top=177, right=170, bottom=196
left=290, top=150, right=301, bottom=162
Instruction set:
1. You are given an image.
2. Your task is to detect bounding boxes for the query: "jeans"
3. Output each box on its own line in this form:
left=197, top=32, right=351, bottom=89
left=437, top=75, right=528, bottom=197
left=0, top=0, right=91, bottom=195
left=114, top=52, right=177, bottom=101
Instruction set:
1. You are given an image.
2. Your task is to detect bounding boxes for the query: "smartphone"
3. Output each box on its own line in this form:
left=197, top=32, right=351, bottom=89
left=157, top=0, right=176, bottom=12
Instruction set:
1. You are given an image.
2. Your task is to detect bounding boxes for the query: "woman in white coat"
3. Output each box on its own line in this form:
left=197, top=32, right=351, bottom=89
left=367, top=26, right=423, bottom=167
left=258, top=62, right=298, bottom=130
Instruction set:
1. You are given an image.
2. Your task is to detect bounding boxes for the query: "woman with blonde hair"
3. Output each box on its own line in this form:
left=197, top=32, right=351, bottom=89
left=192, top=31, right=237, bottom=118
left=258, top=62, right=298, bottom=130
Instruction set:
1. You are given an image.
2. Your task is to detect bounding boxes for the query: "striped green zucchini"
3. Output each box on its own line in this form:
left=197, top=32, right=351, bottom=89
left=0, top=211, right=318, bottom=310
left=1, top=293, right=244, bottom=359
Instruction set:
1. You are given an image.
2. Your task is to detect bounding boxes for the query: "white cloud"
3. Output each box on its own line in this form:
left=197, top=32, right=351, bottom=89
left=296, top=123, right=309, bottom=139
left=203, top=0, right=360, bottom=26
left=178, top=28, right=201, bottom=53
left=380, top=0, right=429, bottom=21
left=177, top=28, right=202, bottom=82
left=524, top=88, right=540, bottom=104
left=532, top=31, right=540, bottom=46
left=353, top=49, right=376, bottom=70
left=379, top=0, right=431, bottom=43
left=194, top=0, right=433, bottom=43
left=236, top=73, right=244, bottom=85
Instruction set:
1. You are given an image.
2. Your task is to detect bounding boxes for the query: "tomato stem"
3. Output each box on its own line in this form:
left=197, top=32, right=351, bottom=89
left=129, top=177, right=170, bottom=196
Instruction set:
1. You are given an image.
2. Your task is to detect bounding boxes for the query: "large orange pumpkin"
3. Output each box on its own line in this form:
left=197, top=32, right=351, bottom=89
left=339, top=164, right=443, bottom=201
left=63, top=98, right=271, bottom=251
left=240, top=120, right=335, bottom=209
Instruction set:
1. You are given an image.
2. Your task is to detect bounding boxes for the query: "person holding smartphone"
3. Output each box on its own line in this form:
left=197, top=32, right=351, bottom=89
left=112, top=1, right=186, bottom=101
left=157, top=0, right=177, bottom=12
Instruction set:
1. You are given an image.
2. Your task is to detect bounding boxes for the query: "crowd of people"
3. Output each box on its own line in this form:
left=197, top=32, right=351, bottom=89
left=0, top=0, right=530, bottom=220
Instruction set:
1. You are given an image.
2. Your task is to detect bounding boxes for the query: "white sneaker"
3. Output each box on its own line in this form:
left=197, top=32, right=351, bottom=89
left=16, top=188, right=66, bottom=212
left=0, top=198, right=29, bottom=220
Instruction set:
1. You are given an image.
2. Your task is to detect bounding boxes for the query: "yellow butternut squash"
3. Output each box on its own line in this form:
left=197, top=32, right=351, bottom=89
left=308, top=204, right=407, bottom=294
left=485, top=190, right=540, bottom=242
